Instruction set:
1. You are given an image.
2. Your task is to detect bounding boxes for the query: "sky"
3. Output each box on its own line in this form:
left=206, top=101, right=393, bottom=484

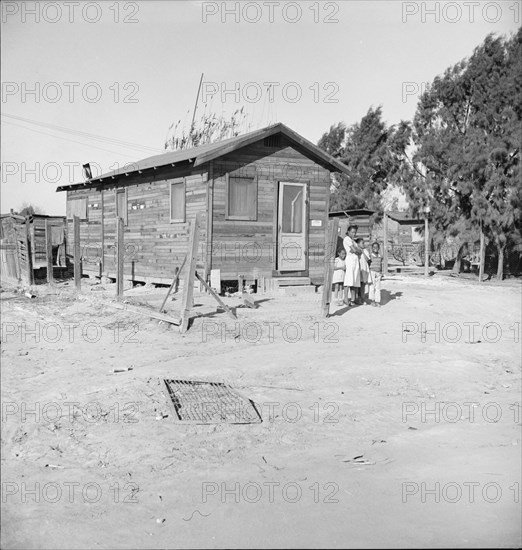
left=1, top=0, right=520, bottom=215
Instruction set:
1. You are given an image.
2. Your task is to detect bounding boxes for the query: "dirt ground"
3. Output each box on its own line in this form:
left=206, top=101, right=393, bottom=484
left=1, top=274, right=521, bottom=549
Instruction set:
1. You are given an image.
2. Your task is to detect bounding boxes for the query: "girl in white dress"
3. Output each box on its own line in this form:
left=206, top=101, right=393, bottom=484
left=357, top=237, right=371, bottom=304
left=343, top=225, right=361, bottom=306
left=332, top=249, right=346, bottom=306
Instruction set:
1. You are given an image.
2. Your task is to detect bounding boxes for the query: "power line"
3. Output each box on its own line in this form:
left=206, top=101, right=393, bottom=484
left=1, top=113, right=161, bottom=154
left=3, top=120, right=140, bottom=158
left=2, top=112, right=159, bottom=152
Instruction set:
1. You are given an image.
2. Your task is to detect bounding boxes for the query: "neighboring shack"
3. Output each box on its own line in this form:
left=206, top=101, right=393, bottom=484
left=56, top=123, right=350, bottom=287
left=329, top=209, right=376, bottom=254
left=0, top=213, right=66, bottom=285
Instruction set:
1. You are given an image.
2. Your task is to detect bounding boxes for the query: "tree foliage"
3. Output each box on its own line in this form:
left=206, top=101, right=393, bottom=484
left=318, top=107, right=412, bottom=212
left=404, top=28, right=521, bottom=279
left=17, top=203, right=45, bottom=217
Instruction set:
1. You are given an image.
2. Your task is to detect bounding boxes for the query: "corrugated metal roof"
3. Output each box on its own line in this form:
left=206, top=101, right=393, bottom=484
left=56, top=122, right=351, bottom=192
left=97, top=131, right=245, bottom=177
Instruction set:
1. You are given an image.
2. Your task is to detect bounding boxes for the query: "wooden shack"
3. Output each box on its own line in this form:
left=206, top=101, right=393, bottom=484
left=371, top=210, right=425, bottom=269
left=0, top=213, right=66, bottom=285
left=385, top=211, right=424, bottom=245
left=56, top=123, right=350, bottom=287
left=329, top=209, right=376, bottom=254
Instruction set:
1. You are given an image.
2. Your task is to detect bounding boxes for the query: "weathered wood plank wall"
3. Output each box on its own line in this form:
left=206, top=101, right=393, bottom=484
left=210, top=139, right=330, bottom=283
left=66, top=167, right=208, bottom=284
left=64, top=138, right=331, bottom=285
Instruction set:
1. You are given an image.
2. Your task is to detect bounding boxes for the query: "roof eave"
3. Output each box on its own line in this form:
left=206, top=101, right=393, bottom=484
left=55, top=122, right=351, bottom=190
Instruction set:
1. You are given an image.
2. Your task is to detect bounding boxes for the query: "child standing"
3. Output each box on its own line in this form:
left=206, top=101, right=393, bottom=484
left=343, top=225, right=361, bottom=306
left=368, top=242, right=383, bottom=307
left=332, top=249, right=346, bottom=306
left=356, top=238, right=371, bottom=304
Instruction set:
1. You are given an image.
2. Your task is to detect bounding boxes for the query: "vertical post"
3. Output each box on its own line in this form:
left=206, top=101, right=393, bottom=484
left=45, top=219, right=54, bottom=285
left=24, top=216, right=34, bottom=286
left=101, top=187, right=105, bottom=274
left=205, top=161, right=214, bottom=283
left=180, top=213, right=201, bottom=333
left=13, top=226, right=22, bottom=284
left=383, top=211, right=388, bottom=274
left=424, top=215, right=429, bottom=277
left=322, top=217, right=339, bottom=317
left=116, top=216, right=124, bottom=298
left=73, top=215, right=81, bottom=290
left=478, top=223, right=485, bottom=283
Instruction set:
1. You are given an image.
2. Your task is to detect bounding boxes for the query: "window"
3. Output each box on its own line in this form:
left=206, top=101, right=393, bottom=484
left=170, top=179, right=186, bottom=223
left=281, top=184, right=304, bottom=233
left=116, top=189, right=128, bottom=225
left=67, top=198, right=88, bottom=221
left=226, top=174, right=257, bottom=221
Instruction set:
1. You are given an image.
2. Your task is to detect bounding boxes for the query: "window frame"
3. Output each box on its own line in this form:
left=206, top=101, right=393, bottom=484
left=169, top=178, right=186, bottom=223
left=225, top=172, right=258, bottom=221
left=67, top=197, right=88, bottom=221
left=115, top=188, right=128, bottom=226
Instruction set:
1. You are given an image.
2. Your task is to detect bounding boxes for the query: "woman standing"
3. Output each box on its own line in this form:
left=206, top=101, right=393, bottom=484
left=343, top=225, right=361, bottom=306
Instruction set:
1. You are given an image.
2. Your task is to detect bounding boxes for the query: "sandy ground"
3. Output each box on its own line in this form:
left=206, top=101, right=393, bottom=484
left=1, top=274, right=521, bottom=549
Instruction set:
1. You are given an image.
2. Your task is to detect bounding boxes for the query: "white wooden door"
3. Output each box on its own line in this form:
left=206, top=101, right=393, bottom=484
left=277, top=182, right=307, bottom=271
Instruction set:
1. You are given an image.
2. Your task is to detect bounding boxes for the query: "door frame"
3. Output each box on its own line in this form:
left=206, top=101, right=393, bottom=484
left=273, top=180, right=310, bottom=275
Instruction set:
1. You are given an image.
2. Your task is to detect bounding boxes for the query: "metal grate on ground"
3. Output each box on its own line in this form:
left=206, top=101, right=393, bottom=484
left=163, top=379, right=262, bottom=424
